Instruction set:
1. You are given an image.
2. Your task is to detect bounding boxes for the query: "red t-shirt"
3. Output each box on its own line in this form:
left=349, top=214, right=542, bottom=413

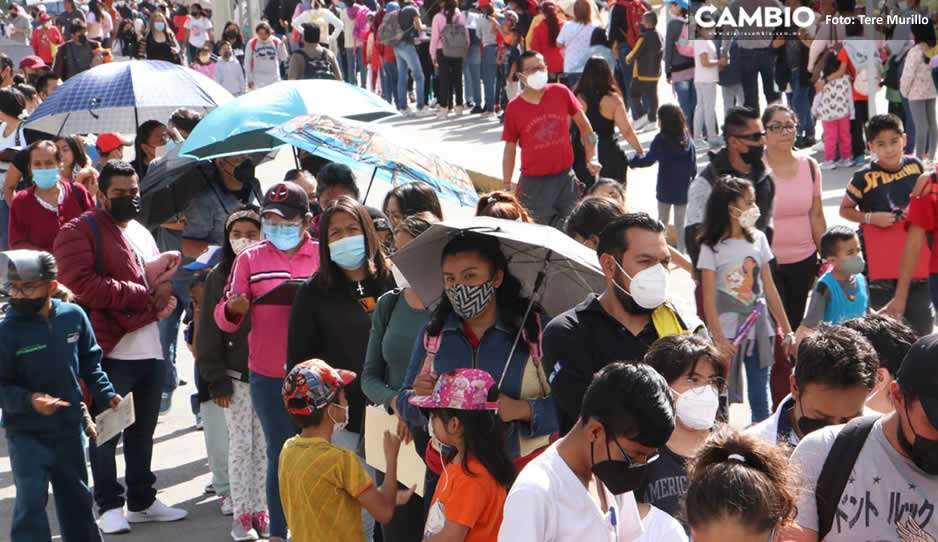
left=31, top=26, right=64, bottom=64
left=502, top=84, right=581, bottom=178
left=905, top=179, right=938, bottom=273
left=837, top=48, right=867, bottom=103
left=529, top=20, right=564, bottom=74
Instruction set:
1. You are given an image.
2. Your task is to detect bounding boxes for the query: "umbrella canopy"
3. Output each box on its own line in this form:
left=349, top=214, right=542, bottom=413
left=139, top=145, right=214, bottom=226
left=178, top=80, right=399, bottom=161
left=391, top=216, right=606, bottom=317
left=24, top=60, right=233, bottom=136
left=270, top=114, right=478, bottom=208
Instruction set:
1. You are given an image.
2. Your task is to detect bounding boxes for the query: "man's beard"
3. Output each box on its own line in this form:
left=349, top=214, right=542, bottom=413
left=613, top=272, right=654, bottom=315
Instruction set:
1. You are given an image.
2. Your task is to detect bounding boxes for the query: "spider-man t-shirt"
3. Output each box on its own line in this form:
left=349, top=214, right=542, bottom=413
left=502, top=84, right=582, bottom=178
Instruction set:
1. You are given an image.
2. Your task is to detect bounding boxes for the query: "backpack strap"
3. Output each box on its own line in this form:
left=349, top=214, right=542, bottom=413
left=815, top=416, right=878, bottom=540
left=521, top=312, right=549, bottom=397
left=420, top=330, right=442, bottom=375
left=81, top=213, right=102, bottom=275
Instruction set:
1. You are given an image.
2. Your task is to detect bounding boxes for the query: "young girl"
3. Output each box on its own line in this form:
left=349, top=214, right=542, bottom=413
left=191, top=43, right=216, bottom=78
left=409, top=368, right=515, bottom=542
left=583, top=178, right=627, bottom=211
left=629, top=104, right=697, bottom=253
left=213, top=40, right=246, bottom=96
left=692, top=19, right=724, bottom=147
left=697, top=176, right=794, bottom=424
left=812, top=52, right=854, bottom=170
left=55, top=135, right=90, bottom=183
left=684, top=427, right=797, bottom=542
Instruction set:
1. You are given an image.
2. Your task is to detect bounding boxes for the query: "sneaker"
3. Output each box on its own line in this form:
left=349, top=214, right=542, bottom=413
left=800, top=136, right=817, bottom=149
left=821, top=160, right=837, bottom=170
left=471, top=105, right=484, bottom=114
left=402, top=108, right=416, bottom=118
left=253, top=512, right=270, bottom=539
left=437, top=108, right=448, bottom=119
left=231, top=514, right=259, bottom=542
left=428, top=98, right=438, bottom=108
left=159, top=392, right=171, bottom=415
left=707, top=136, right=725, bottom=147
left=694, top=138, right=709, bottom=149
left=837, top=158, right=855, bottom=169
left=205, top=483, right=216, bottom=495
left=125, top=499, right=188, bottom=523
left=220, top=496, right=233, bottom=516
left=455, top=105, right=464, bottom=115
left=195, top=414, right=203, bottom=430
left=98, top=508, right=131, bottom=534
left=633, top=117, right=650, bottom=132
left=416, top=107, right=434, bottom=117
left=853, top=155, right=867, bottom=167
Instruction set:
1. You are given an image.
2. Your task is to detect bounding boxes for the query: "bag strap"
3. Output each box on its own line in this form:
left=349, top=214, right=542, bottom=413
left=81, top=213, right=102, bottom=275
left=420, top=330, right=442, bottom=374
left=815, top=415, right=878, bottom=540
left=70, top=182, right=88, bottom=212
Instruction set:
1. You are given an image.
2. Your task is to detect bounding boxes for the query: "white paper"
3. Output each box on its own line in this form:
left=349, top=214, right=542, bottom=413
left=95, top=392, right=135, bottom=443
left=363, top=405, right=425, bottom=497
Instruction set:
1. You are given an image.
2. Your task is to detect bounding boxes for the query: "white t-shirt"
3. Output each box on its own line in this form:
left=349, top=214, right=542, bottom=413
left=185, top=16, right=213, bottom=48
left=693, top=39, right=719, bottom=84
left=557, top=22, right=596, bottom=75
left=634, top=505, right=688, bottom=542
left=498, top=445, right=645, bottom=542
left=790, top=417, right=938, bottom=541
left=0, top=121, right=25, bottom=177
left=108, top=220, right=163, bottom=361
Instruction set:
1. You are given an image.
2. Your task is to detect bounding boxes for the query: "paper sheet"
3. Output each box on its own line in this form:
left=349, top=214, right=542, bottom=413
left=363, top=405, right=425, bottom=497
left=95, top=392, right=135, bottom=444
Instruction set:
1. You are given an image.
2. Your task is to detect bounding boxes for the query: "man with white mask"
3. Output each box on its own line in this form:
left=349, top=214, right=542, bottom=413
left=544, top=213, right=704, bottom=435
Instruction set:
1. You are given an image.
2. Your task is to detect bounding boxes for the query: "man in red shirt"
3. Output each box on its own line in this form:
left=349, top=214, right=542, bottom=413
left=31, top=13, right=64, bottom=65
left=502, top=50, right=600, bottom=228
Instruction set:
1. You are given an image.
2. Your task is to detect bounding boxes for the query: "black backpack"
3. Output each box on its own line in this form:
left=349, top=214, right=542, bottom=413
left=295, top=49, right=335, bottom=80
left=815, top=416, right=879, bottom=540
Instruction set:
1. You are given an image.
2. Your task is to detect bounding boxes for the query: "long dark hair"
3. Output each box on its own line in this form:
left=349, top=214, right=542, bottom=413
left=573, top=57, right=620, bottom=105
left=383, top=181, right=444, bottom=221
left=133, top=120, right=164, bottom=175
left=428, top=384, right=517, bottom=489
left=89, top=0, right=103, bottom=20
left=317, top=195, right=392, bottom=290
left=221, top=205, right=262, bottom=276
left=698, top=176, right=754, bottom=248
left=56, top=135, right=89, bottom=170
left=658, top=104, right=688, bottom=148
left=541, top=1, right=561, bottom=47
left=427, top=232, right=542, bottom=344
left=444, top=0, right=457, bottom=23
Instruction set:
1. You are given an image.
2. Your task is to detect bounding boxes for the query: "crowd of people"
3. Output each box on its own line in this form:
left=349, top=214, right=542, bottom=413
left=2, top=0, right=938, bottom=541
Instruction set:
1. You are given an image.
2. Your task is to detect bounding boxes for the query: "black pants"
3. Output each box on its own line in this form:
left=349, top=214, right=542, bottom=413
left=772, top=252, right=818, bottom=330
left=870, top=278, right=933, bottom=337
left=630, top=79, right=659, bottom=122
left=417, top=41, right=437, bottom=104
left=438, top=54, right=464, bottom=109
left=851, top=99, right=869, bottom=159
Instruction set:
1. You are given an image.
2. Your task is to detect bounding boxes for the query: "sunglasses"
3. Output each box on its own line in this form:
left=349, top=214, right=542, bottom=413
left=731, top=131, right=767, bottom=141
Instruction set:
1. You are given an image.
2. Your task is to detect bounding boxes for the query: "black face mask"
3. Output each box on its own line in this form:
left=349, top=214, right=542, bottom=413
left=740, top=143, right=765, bottom=166
left=796, top=400, right=831, bottom=437
left=107, top=195, right=141, bottom=222
left=898, top=404, right=938, bottom=475
left=233, top=159, right=255, bottom=184
left=224, top=31, right=238, bottom=41
left=77, top=34, right=88, bottom=44
left=590, top=435, right=651, bottom=495
left=10, top=296, right=47, bottom=318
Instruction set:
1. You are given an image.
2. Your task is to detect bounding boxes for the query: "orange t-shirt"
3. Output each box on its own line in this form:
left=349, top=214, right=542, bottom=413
left=424, top=457, right=507, bottom=542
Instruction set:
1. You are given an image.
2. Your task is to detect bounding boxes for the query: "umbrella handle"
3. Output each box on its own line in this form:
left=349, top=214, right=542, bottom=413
left=88, top=97, right=101, bottom=120
left=497, top=253, right=551, bottom=391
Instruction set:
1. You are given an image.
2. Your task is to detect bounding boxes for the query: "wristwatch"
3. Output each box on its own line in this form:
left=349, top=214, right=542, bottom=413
left=783, top=332, right=796, bottom=344
left=586, top=132, right=599, bottom=145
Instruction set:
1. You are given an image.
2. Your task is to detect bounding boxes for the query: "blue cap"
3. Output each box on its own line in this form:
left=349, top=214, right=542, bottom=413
left=385, top=2, right=400, bottom=12
left=183, top=246, right=222, bottom=271
left=663, top=0, right=689, bottom=9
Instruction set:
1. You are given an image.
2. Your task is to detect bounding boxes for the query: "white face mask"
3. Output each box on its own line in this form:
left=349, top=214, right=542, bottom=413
left=734, top=205, right=761, bottom=230
left=671, top=385, right=720, bottom=430
left=328, top=403, right=349, bottom=435
left=230, top=237, right=259, bottom=256
left=390, top=263, right=409, bottom=288
left=613, top=261, right=670, bottom=309
left=525, top=70, right=548, bottom=90
left=153, top=144, right=168, bottom=160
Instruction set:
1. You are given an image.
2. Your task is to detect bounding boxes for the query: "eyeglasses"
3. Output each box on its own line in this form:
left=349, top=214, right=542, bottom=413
left=732, top=131, right=767, bottom=141
left=766, top=123, right=797, bottom=134
left=3, top=282, right=43, bottom=297
left=608, top=437, right=660, bottom=467
left=683, top=375, right=726, bottom=394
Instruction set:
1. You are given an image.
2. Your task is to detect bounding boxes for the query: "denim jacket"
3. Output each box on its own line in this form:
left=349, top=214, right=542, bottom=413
left=396, top=311, right=558, bottom=459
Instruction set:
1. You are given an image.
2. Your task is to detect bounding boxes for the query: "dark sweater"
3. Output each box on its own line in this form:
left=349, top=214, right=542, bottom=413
left=286, top=271, right=396, bottom=434
left=629, top=133, right=696, bottom=205
left=197, top=263, right=252, bottom=399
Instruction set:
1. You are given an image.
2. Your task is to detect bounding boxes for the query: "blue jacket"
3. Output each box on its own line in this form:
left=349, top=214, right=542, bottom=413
left=0, top=299, right=115, bottom=434
left=629, top=133, right=696, bottom=205
left=396, top=311, right=558, bottom=459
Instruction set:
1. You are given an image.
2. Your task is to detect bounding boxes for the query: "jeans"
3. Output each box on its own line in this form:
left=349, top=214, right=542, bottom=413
left=482, top=44, right=498, bottom=112
left=790, top=70, right=815, bottom=140
left=157, top=279, right=191, bottom=395
left=381, top=60, right=399, bottom=108
left=463, top=43, right=481, bottom=105
left=672, top=79, right=696, bottom=135
left=738, top=47, right=779, bottom=108
left=345, top=47, right=361, bottom=86
left=8, top=429, right=101, bottom=542
left=657, top=202, right=687, bottom=253
left=615, top=43, right=633, bottom=112
left=771, top=253, right=818, bottom=330
left=332, top=430, right=375, bottom=541
left=744, top=346, right=772, bottom=423
left=438, top=54, right=464, bottom=109
left=249, top=371, right=295, bottom=539
left=200, top=400, right=230, bottom=497
left=90, top=358, right=165, bottom=514
left=870, top=279, right=933, bottom=337
left=395, top=43, right=425, bottom=111
left=910, top=98, right=938, bottom=160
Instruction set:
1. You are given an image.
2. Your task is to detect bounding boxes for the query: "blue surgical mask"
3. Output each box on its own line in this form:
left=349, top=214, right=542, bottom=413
left=165, top=139, right=178, bottom=154
left=264, top=222, right=303, bottom=251
left=32, top=167, right=59, bottom=190
left=329, top=234, right=367, bottom=270
left=154, top=22, right=166, bottom=31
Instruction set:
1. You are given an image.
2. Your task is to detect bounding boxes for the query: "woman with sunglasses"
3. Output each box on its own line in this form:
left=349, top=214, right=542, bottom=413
left=637, top=334, right=726, bottom=536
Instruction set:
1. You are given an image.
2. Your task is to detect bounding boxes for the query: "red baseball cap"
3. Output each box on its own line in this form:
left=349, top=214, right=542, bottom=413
left=96, top=133, right=124, bottom=154
left=39, top=12, right=52, bottom=22
left=19, top=56, right=50, bottom=71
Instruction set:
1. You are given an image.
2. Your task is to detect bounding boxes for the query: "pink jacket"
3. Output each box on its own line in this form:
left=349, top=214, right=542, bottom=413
left=213, top=234, right=320, bottom=378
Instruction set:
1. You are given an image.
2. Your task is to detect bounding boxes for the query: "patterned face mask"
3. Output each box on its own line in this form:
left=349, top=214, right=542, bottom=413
left=445, top=280, right=495, bottom=321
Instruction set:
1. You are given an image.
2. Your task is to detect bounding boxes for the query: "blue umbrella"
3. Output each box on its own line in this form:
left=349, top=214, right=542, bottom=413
left=178, top=80, right=399, bottom=160
left=24, top=60, right=233, bottom=136
left=269, top=114, right=478, bottom=208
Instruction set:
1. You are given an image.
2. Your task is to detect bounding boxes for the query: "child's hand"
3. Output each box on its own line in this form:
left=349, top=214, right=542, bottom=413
left=109, top=394, right=123, bottom=411
left=396, top=485, right=417, bottom=505
left=226, top=293, right=250, bottom=317
left=84, top=421, right=98, bottom=442
left=870, top=211, right=898, bottom=228
left=413, top=371, right=438, bottom=396
left=31, top=393, right=71, bottom=415
left=713, top=334, right=737, bottom=361
left=156, top=296, right=177, bottom=321
left=383, top=430, right=402, bottom=462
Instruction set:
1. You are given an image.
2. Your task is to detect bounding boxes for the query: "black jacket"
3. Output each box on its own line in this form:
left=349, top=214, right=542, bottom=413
left=197, top=264, right=251, bottom=399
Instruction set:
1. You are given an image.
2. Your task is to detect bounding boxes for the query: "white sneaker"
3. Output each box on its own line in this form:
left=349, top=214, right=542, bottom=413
left=455, top=105, right=464, bottom=115
left=220, top=496, right=233, bottom=516
left=98, top=508, right=131, bottom=534
left=231, top=515, right=259, bottom=541
left=821, top=160, right=837, bottom=170
left=125, top=499, right=188, bottom=523
left=633, top=117, right=650, bottom=131
left=416, top=107, right=434, bottom=117
left=437, top=108, right=448, bottom=119
left=836, top=158, right=854, bottom=169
